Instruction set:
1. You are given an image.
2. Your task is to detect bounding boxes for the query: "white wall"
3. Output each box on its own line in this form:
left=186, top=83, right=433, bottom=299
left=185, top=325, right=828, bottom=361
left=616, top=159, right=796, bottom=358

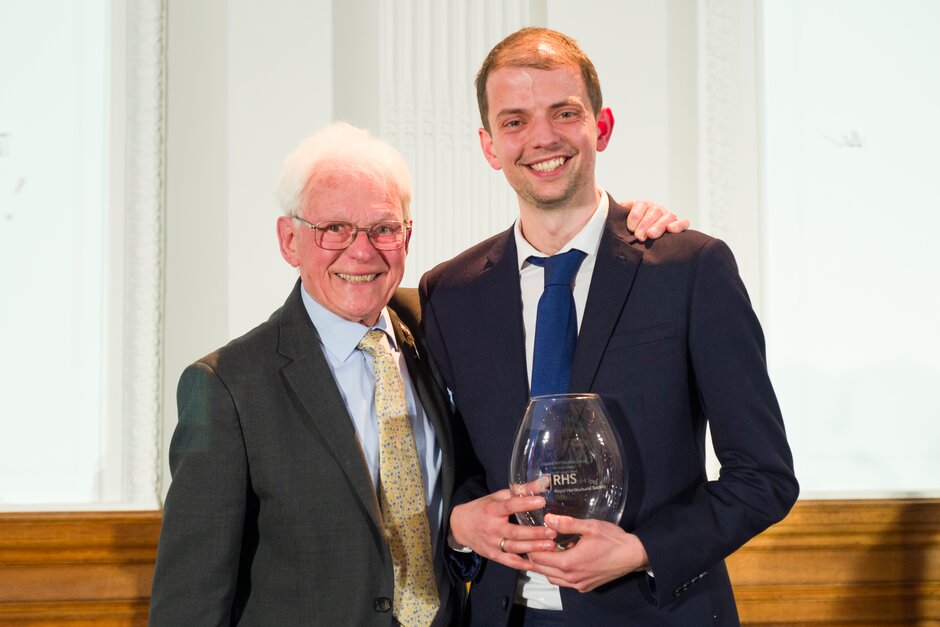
left=761, top=0, right=940, bottom=496
left=546, top=0, right=700, bottom=218
left=162, top=0, right=333, bottom=495
left=52, top=0, right=938, bottom=502
left=15, top=0, right=938, bottom=508
left=0, top=0, right=110, bottom=505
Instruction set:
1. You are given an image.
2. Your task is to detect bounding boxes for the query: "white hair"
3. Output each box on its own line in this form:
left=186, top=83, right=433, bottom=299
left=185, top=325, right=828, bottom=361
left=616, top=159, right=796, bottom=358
left=274, top=122, right=413, bottom=221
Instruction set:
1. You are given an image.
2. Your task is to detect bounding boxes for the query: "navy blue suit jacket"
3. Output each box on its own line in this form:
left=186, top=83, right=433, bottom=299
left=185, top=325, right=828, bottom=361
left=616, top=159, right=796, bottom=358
left=419, top=198, right=798, bottom=626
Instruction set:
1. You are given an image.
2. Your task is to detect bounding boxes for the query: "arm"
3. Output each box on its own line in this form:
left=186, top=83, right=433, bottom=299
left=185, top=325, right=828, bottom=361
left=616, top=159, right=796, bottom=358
left=632, top=238, right=798, bottom=599
left=523, top=239, right=798, bottom=599
left=149, top=362, right=248, bottom=625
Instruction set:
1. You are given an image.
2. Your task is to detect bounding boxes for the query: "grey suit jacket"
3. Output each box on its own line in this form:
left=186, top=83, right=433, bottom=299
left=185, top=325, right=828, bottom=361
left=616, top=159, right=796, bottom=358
left=150, top=281, right=459, bottom=626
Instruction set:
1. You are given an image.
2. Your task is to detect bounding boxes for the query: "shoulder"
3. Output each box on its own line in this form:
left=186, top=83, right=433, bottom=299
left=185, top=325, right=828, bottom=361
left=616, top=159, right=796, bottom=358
left=625, top=226, right=732, bottom=267
left=606, top=194, right=727, bottom=264
left=642, top=228, right=720, bottom=253
left=390, top=287, right=421, bottom=331
left=421, top=228, right=512, bottom=294
left=186, top=304, right=287, bottom=384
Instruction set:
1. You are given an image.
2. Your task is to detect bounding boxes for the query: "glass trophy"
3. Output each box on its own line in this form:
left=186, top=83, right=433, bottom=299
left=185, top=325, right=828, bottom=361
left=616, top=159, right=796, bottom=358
left=508, top=393, right=626, bottom=548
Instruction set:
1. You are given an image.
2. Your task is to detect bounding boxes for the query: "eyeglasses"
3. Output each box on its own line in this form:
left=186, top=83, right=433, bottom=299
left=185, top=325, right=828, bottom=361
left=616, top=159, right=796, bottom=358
left=293, top=217, right=412, bottom=251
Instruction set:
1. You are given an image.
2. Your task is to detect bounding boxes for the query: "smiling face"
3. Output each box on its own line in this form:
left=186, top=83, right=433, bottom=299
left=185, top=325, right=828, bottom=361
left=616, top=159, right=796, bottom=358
left=277, top=168, right=408, bottom=326
left=478, top=64, right=613, bottom=213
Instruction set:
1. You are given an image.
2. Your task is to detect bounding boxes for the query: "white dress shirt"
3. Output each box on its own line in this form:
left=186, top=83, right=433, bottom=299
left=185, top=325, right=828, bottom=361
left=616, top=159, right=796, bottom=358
left=512, top=190, right=610, bottom=610
left=300, top=288, right=444, bottom=553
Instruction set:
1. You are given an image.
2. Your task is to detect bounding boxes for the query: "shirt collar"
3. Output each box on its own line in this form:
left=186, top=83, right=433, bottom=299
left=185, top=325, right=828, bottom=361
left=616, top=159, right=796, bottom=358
left=514, top=189, right=609, bottom=271
left=300, top=286, right=396, bottom=362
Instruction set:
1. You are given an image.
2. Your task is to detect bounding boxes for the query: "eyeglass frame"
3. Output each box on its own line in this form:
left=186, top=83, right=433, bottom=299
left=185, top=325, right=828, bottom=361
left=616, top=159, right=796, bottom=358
left=292, top=216, right=413, bottom=251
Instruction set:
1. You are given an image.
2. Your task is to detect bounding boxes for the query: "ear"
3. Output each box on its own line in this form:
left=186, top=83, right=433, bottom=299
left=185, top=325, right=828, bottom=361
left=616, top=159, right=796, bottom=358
left=404, top=221, right=413, bottom=253
left=478, top=127, right=503, bottom=171
left=596, top=107, right=615, bottom=152
left=276, top=216, right=300, bottom=267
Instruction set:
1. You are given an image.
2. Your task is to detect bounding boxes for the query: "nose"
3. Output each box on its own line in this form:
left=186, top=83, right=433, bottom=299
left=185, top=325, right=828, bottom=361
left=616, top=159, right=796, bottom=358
left=343, top=228, right=380, bottom=259
left=529, top=114, right=561, bottom=149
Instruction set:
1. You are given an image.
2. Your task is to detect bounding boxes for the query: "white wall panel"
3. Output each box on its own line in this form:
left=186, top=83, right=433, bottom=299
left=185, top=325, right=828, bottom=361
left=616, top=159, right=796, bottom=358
left=333, top=0, right=540, bottom=287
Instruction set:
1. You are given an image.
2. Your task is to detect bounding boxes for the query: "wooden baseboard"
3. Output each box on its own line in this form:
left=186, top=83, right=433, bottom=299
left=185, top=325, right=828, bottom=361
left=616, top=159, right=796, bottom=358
left=727, top=499, right=940, bottom=625
left=0, top=511, right=161, bottom=625
left=0, top=500, right=937, bottom=625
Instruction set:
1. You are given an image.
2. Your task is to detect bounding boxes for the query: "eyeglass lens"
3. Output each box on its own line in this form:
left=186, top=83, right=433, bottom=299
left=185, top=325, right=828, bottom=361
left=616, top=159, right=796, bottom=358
left=317, top=221, right=406, bottom=250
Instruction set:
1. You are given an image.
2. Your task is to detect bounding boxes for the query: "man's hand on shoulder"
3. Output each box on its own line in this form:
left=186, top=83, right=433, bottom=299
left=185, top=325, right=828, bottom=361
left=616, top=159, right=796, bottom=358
left=621, top=199, right=690, bottom=241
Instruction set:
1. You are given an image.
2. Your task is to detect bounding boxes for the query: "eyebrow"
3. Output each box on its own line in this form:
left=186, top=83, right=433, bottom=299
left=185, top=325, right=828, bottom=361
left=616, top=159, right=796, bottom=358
left=494, top=98, right=584, bottom=119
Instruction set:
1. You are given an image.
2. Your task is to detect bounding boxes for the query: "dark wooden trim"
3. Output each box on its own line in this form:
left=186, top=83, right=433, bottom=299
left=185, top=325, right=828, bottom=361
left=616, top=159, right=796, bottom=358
left=0, top=511, right=161, bottom=625
left=0, top=501, right=937, bottom=625
left=727, top=499, right=940, bottom=625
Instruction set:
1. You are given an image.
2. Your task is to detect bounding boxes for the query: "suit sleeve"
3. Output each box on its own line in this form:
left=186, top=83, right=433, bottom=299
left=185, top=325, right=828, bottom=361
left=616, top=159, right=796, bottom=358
left=149, top=362, right=249, bottom=625
left=633, top=238, right=799, bottom=603
left=419, top=274, right=487, bottom=584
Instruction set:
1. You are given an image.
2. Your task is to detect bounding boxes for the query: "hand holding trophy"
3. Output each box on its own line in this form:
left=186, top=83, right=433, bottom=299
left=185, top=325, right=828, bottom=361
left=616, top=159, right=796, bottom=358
left=509, top=393, right=626, bottom=549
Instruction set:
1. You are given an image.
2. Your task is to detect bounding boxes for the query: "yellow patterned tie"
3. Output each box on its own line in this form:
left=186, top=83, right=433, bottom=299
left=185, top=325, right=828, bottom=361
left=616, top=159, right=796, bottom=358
left=357, top=329, right=440, bottom=626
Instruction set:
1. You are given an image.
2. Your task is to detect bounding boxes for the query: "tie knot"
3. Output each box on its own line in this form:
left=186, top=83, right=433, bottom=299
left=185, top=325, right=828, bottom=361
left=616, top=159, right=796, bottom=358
left=529, top=249, right=587, bottom=287
left=357, top=328, right=390, bottom=358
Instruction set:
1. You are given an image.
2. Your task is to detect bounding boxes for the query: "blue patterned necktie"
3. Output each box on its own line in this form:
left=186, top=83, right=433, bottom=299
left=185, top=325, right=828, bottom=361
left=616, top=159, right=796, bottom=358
left=528, top=249, right=587, bottom=397
left=357, top=329, right=440, bottom=626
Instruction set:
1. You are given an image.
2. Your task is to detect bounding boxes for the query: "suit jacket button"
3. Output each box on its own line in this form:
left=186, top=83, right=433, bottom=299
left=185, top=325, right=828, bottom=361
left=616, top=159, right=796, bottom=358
left=500, top=596, right=510, bottom=610
left=374, top=597, right=392, bottom=612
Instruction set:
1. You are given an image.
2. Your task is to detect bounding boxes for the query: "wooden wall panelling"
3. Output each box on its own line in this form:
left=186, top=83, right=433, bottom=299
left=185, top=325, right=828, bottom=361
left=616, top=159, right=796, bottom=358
left=727, top=499, right=940, bottom=626
left=0, top=500, right=937, bottom=625
left=0, top=511, right=162, bottom=625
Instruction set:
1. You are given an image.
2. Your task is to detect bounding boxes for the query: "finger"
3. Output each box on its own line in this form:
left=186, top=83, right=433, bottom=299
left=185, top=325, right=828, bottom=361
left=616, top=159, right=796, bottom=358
left=488, top=488, right=515, bottom=502
left=527, top=553, right=594, bottom=591
left=525, top=474, right=551, bottom=494
left=666, top=217, right=690, bottom=233
left=506, top=523, right=557, bottom=541
left=624, top=199, right=647, bottom=232
left=500, top=537, right=558, bottom=555
left=634, top=205, right=667, bottom=241
left=545, top=574, right=597, bottom=593
left=524, top=556, right=572, bottom=584
left=543, top=513, right=589, bottom=536
left=645, top=212, right=677, bottom=239
left=497, top=495, right=546, bottom=516
left=510, top=474, right=551, bottom=496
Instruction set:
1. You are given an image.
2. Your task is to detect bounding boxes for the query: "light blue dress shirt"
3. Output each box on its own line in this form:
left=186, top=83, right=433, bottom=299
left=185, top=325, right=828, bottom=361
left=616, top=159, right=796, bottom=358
left=300, top=288, right=444, bottom=553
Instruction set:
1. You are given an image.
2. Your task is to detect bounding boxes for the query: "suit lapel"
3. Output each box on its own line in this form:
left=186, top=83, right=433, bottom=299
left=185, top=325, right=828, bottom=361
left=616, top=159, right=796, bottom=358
left=277, top=281, right=385, bottom=534
left=478, top=230, right=530, bottom=411
left=570, top=199, right=644, bottom=392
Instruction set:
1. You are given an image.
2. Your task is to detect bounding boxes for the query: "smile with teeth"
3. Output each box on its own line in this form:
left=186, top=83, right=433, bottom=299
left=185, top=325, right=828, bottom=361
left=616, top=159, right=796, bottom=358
left=529, top=156, right=567, bottom=173
left=336, top=272, right=378, bottom=283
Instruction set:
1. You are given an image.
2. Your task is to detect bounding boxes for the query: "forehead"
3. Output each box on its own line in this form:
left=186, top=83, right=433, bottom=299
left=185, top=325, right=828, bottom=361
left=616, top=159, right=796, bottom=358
left=486, top=65, right=589, bottom=111
left=302, top=167, right=403, bottom=220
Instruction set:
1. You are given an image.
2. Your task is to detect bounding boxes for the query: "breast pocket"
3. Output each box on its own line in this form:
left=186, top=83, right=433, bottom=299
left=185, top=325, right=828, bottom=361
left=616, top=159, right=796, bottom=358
left=605, top=321, right=676, bottom=352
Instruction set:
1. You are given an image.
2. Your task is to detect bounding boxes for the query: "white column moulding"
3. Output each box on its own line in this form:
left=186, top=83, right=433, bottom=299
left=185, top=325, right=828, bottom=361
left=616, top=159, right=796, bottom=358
left=336, top=0, right=546, bottom=287
left=696, top=0, right=766, bottom=482
left=696, top=0, right=763, bottom=313
left=122, top=0, right=166, bottom=506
